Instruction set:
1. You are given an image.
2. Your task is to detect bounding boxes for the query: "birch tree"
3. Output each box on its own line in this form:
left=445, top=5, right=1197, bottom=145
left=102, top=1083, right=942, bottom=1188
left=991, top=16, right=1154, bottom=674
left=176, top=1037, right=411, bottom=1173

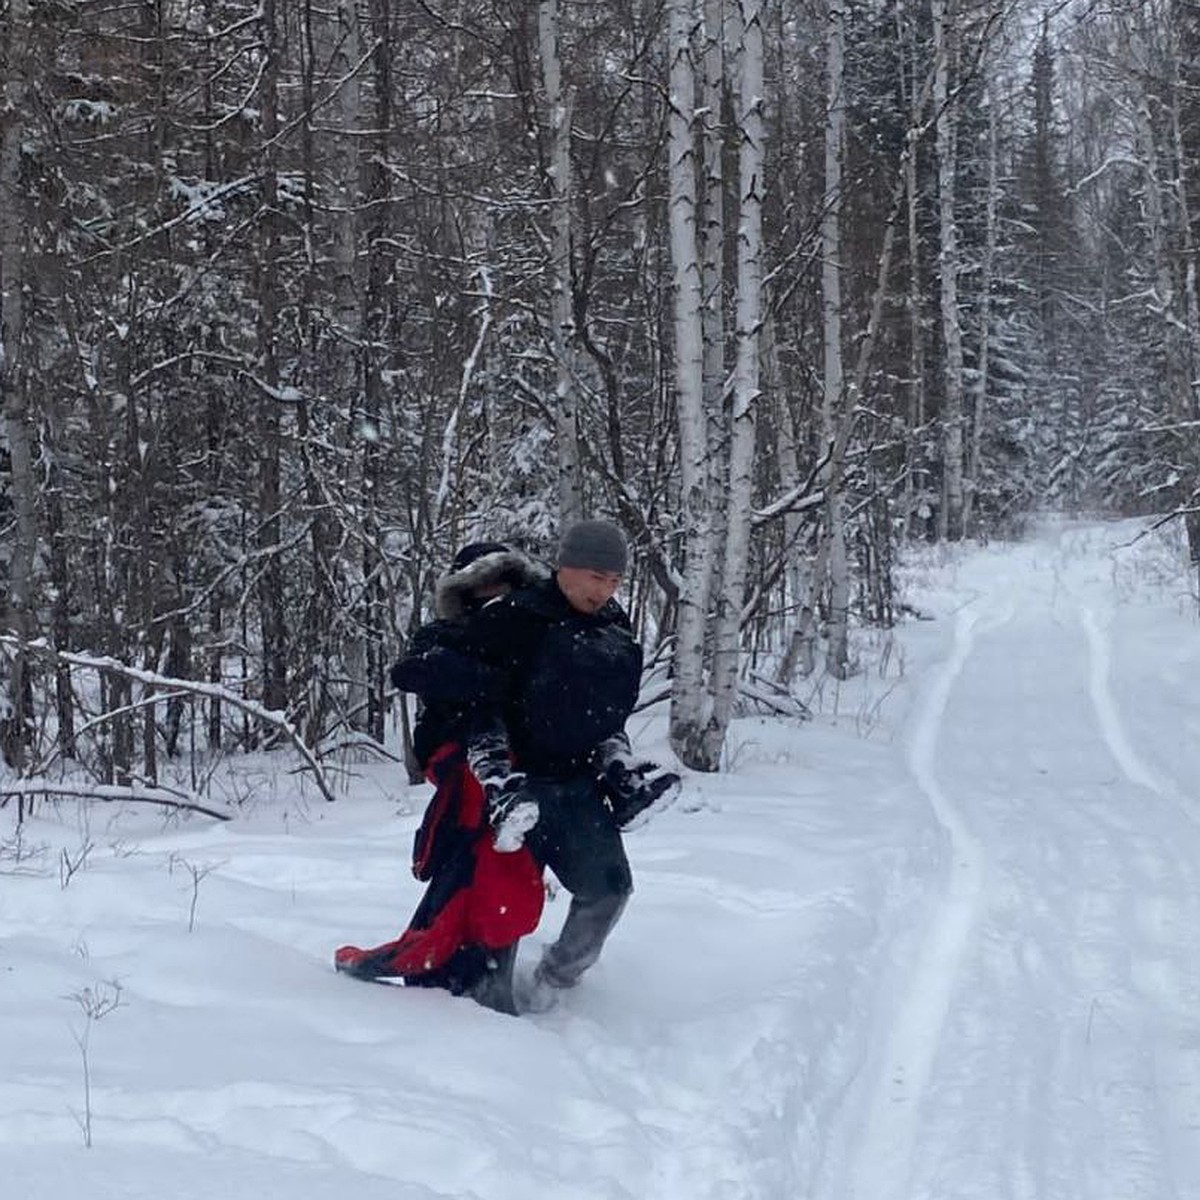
left=706, top=0, right=765, bottom=739
left=700, top=0, right=727, bottom=611
left=668, top=0, right=766, bottom=771
left=667, top=0, right=714, bottom=767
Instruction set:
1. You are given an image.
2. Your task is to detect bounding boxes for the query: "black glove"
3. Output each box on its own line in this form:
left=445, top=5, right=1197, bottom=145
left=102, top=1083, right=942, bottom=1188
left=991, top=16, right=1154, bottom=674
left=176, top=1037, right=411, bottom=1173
left=602, top=758, right=682, bottom=831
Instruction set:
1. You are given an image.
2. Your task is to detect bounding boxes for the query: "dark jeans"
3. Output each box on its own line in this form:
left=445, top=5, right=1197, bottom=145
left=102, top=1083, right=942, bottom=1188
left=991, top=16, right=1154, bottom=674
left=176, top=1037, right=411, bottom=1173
left=524, top=776, right=633, bottom=988
left=472, top=776, right=632, bottom=1009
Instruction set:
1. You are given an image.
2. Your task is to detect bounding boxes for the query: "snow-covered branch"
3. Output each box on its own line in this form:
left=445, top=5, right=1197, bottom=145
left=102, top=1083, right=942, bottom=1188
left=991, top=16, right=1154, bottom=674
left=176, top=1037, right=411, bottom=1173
left=0, top=637, right=337, bottom=805
left=0, top=781, right=231, bottom=823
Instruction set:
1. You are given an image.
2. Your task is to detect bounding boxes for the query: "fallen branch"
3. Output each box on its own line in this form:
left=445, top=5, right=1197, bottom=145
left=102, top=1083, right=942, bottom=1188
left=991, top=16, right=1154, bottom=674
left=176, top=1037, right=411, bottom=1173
left=741, top=675, right=813, bottom=720
left=315, top=733, right=403, bottom=764
left=0, top=781, right=231, bottom=822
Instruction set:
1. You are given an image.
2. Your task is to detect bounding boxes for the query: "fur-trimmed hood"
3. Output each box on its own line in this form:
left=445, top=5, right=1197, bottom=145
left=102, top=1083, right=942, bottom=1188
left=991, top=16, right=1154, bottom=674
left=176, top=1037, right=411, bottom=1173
left=434, top=549, right=549, bottom=621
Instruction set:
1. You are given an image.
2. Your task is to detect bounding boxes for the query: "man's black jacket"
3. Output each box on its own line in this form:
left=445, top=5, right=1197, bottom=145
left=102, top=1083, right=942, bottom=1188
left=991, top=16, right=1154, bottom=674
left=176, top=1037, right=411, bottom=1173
left=405, top=574, right=643, bottom=779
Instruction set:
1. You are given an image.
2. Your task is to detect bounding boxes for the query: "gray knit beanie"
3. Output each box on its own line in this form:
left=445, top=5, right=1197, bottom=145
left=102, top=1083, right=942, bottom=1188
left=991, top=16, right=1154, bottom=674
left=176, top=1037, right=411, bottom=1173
left=557, top=519, right=629, bottom=574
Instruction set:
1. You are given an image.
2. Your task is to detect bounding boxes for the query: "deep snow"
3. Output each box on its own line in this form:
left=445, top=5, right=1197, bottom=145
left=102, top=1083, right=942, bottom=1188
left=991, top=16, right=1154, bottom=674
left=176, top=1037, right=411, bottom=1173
left=3, top=517, right=1199, bottom=1199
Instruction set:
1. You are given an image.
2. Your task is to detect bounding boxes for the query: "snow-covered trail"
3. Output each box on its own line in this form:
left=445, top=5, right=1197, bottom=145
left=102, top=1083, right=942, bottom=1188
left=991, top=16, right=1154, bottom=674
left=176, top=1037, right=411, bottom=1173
left=5, top=521, right=1200, bottom=1200
left=837, top=527, right=1200, bottom=1200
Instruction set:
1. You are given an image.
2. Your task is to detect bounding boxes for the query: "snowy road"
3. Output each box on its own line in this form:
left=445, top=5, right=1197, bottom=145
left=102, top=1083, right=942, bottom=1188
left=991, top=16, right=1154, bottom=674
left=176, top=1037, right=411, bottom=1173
left=3, top=520, right=1200, bottom=1200
left=836, top=529, right=1200, bottom=1200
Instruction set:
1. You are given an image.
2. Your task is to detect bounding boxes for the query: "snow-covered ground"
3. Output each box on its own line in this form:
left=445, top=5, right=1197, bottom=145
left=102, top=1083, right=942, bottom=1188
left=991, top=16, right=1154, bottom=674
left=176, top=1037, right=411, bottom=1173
left=3, top=517, right=1200, bottom=1199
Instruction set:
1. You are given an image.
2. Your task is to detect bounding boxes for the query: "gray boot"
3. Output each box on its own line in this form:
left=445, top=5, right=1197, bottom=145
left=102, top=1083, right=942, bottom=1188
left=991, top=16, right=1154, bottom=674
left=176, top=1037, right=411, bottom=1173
left=538, top=889, right=631, bottom=991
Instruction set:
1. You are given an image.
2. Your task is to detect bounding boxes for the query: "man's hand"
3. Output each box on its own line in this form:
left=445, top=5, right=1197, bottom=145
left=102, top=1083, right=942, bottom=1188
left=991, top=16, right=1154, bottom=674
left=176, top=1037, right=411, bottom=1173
left=483, top=772, right=539, bottom=852
left=602, top=758, right=681, bottom=831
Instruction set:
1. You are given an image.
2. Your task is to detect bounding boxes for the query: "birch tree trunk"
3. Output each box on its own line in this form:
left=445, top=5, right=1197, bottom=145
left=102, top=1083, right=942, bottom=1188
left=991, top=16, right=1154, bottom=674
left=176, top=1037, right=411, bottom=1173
left=933, top=0, right=965, bottom=541
left=0, top=0, right=36, bottom=769
left=540, top=0, right=583, bottom=525
left=821, top=0, right=850, bottom=679
left=700, top=0, right=727, bottom=612
left=706, top=0, right=765, bottom=748
left=667, top=0, right=715, bottom=766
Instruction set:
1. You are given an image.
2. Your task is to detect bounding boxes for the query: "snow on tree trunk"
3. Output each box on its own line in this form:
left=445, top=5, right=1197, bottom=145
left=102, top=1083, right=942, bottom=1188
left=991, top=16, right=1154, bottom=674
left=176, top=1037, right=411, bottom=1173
left=705, top=0, right=764, bottom=758
left=667, top=0, right=716, bottom=769
left=539, top=0, right=583, bottom=524
left=0, top=0, right=35, bottom=770
left=933, top=0, right=965, bottom=542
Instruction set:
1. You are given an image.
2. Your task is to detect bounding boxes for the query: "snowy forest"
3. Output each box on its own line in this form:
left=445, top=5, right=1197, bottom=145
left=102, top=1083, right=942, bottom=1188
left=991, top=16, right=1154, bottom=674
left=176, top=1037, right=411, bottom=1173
left=1, top=0, right=1198, bottom=804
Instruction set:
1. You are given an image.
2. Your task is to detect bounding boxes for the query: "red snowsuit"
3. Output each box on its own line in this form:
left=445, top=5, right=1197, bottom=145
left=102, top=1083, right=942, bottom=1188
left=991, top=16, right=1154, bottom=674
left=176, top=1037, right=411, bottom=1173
left=334, top=744, right=543, bottom=986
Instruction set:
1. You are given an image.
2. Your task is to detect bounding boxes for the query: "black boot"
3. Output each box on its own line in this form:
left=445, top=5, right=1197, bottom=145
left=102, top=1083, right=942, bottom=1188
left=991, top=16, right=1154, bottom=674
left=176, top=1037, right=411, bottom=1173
left=468, top=942, right=519, bottom=1016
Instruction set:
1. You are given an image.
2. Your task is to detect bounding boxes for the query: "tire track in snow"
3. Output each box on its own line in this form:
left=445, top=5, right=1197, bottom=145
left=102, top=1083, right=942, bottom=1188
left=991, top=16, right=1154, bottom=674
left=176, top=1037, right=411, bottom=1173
left=847, top=603, right=998, bottom=1200
left=1079, top=605, right=1176, bottom=800
left=1078, top=602, right=1200, bottom=1200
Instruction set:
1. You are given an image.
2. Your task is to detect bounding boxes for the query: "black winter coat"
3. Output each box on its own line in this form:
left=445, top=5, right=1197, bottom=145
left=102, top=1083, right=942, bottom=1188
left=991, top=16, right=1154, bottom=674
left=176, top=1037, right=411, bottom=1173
left=419, top=574, right=643, bottom=779
left=390, top=550, right=548, bottom=768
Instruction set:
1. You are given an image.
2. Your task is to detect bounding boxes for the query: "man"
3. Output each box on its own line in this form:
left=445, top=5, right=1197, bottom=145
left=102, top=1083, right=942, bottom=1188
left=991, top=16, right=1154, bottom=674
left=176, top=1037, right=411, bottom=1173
left=430, top=519, right=681, bottom=1013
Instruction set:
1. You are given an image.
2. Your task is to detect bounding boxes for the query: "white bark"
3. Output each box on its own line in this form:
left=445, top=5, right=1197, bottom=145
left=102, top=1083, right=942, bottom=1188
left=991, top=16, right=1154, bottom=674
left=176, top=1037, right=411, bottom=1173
left=539, top=0, right=583, bottom=524
left=933, top=0, right=965, bottom=541
left=667, top=0, right=715, bottom=767
left=705, top=0, right=764, bottom=752
left=700, top=0, right=727, bottom=611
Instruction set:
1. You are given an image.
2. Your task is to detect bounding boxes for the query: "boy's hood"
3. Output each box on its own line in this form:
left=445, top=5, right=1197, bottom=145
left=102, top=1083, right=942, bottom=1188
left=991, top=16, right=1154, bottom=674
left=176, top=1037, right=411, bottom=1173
left=435, top=549, right=550, bottom=620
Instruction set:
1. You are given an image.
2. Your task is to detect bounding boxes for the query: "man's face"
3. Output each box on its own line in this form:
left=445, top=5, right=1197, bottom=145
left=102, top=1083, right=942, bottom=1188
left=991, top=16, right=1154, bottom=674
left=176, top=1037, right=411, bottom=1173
left=557, top=565, right=624, bottom=614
